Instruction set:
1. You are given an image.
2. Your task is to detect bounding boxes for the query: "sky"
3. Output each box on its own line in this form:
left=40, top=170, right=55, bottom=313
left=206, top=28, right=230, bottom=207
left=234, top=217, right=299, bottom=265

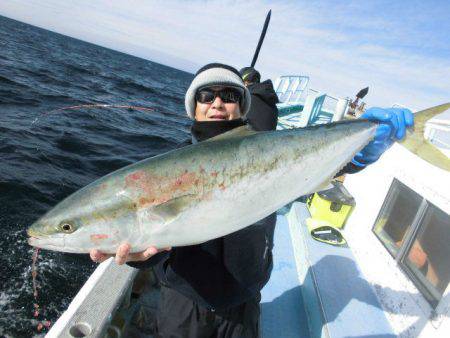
left=0, top=0, right=449, bottom=111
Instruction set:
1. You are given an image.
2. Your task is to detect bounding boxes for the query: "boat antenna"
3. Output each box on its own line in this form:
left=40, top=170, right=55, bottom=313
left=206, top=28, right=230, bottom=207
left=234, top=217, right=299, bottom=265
left=250, top=9, right=272, bottom=68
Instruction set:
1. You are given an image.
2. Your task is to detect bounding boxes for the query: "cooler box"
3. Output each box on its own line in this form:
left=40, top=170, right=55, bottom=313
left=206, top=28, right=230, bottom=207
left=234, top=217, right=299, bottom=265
left=306, top=181, right=355, bottom=229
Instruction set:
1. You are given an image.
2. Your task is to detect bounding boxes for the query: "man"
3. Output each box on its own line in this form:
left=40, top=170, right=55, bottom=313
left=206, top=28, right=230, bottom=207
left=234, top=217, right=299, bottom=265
left=240, top=66, right=279, bottom=131
left=90, top=63, right=413, bottom=337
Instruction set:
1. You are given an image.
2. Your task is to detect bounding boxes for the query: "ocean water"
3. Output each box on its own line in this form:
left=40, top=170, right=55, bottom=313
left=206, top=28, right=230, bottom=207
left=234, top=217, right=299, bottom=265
left=0, top=15, right=193, bottom=337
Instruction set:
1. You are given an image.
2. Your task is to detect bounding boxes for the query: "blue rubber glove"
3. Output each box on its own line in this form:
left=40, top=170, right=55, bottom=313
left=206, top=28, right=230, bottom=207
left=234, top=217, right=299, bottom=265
left=352, top=107, right=414, bottom=167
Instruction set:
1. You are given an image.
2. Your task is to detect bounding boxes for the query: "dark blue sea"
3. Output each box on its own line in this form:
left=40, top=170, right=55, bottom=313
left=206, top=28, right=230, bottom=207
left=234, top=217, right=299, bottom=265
left=0, top=15, right=193, bottom=337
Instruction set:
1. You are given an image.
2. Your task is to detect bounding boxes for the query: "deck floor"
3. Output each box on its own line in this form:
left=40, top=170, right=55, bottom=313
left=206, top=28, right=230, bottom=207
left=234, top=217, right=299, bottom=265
left=261, top=214, right=311, bottom=338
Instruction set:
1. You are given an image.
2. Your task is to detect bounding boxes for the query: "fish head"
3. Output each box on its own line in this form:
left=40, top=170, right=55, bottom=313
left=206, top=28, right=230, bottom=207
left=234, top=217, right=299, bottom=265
left=27, top=178, right=141, bottom=254
left=27, top=214, right=84, bottom=252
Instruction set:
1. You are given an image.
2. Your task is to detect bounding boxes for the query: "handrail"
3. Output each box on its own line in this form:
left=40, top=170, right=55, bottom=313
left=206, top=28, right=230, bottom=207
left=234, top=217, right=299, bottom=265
left=274, top=75, right=310, bottom=104
left=47, top=259, right=137, bottom=338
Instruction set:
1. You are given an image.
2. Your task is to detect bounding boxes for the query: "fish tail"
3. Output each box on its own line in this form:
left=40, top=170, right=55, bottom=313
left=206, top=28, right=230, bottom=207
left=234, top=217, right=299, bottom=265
left=401, top=103, right=450, bottom=171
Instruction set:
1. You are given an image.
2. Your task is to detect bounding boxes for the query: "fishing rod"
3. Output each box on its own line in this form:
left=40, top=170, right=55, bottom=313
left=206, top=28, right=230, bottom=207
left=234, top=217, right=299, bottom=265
left=250, top=9, right=272, bottom=68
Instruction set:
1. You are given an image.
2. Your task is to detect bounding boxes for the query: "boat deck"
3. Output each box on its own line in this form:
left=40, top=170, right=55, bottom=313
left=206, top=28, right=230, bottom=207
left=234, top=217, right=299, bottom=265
left=261, top=214, right=310, bottom=337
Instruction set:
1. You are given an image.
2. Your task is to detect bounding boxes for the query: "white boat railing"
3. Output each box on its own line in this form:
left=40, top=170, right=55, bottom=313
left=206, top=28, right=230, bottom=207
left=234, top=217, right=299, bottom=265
left=425, top=119, right=450, bottom=147
left=274, top=75, right=310, bottom=105
left=47, top=259, right=137, bottom=338
left=425, top=119, right=450, bottom=157
left=276, top=84, right=349, bottom=130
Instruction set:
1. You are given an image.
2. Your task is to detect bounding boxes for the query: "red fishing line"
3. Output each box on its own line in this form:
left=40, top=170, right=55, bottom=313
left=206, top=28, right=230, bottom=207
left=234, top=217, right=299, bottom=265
left=31, top=248, right=52, bottom=332
left=31, top=103, right=157, bottom=125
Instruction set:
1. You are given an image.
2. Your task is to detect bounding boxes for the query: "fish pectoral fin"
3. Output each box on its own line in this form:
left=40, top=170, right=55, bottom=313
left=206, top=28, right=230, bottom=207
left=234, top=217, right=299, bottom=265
left=206, top=125, right=259, bottom=142
left=152, top=194, right=197, bottom=223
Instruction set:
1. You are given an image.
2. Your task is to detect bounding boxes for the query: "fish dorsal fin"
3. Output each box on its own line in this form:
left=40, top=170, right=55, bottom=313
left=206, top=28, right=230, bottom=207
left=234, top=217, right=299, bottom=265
left=401, top=103, right=450, bottom=172
left=206, top=125, right=259, bottom=142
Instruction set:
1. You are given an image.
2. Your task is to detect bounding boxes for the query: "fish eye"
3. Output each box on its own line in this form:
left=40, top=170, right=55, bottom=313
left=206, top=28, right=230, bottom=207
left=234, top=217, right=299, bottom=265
left=60, top=222, right=74, bottom=233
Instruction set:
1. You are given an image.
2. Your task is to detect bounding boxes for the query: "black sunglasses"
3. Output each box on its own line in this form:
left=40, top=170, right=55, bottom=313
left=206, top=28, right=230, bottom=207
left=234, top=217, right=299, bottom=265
left=195, top=88, right=242, bottom=104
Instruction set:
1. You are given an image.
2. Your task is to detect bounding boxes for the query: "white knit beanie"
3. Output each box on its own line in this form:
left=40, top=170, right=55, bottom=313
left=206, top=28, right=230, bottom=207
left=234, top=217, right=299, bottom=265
left=185, top=63, right=251, bottom=119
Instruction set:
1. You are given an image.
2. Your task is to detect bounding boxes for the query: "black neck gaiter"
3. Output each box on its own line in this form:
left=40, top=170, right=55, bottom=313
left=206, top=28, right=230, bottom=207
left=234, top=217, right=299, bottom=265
left=191, top=119, right=246, bottom=143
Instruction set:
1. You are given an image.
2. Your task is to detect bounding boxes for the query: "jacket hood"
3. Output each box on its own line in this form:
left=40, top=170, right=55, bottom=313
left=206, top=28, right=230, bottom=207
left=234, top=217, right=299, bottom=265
left=247, top=79, right=279, bottom=105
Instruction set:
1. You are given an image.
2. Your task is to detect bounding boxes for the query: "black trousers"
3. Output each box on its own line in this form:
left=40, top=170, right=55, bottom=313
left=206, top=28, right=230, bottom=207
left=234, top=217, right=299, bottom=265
left=156, top=286, right=261, bottom=338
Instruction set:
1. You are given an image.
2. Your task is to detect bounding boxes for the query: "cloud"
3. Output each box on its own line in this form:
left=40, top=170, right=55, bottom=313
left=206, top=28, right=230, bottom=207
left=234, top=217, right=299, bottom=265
left=1, top=0, right=449, bottom=111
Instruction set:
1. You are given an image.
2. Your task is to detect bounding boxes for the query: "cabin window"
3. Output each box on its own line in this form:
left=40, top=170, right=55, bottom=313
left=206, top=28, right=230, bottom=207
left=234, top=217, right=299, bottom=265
left=373, top=179, right=450, bottom=308
left=372, top=180, right=423, bottom=256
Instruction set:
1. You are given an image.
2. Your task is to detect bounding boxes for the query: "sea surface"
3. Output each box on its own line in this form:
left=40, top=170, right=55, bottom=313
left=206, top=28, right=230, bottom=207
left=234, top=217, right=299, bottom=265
left=0, top=15, right=193, bottom=337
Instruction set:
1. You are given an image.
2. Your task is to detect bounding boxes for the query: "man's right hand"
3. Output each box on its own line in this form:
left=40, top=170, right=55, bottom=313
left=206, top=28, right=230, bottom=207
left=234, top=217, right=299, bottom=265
left=90, top=243, right=171, bottom=265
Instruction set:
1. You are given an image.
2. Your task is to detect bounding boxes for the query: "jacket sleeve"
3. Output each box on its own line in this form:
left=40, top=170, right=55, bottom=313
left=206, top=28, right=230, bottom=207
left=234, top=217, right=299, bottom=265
left=126, top=251, right=170, bottom=269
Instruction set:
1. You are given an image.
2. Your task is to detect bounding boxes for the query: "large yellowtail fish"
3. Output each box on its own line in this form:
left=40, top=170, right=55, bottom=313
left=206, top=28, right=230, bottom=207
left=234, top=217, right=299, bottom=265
left=27, top=104, right=450, bottom=253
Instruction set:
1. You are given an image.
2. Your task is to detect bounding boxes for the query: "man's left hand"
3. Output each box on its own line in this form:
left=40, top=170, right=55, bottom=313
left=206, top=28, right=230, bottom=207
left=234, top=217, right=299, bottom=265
left=90, top=243, right=171, bottom=265
left=352, top=107, right=414, bottom=167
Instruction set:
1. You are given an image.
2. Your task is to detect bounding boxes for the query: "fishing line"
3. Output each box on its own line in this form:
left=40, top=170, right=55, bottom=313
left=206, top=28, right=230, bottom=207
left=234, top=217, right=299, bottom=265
left=28, top=104, right=163, bottom=191
left=26, top=101, right=183, bottom=193
left=31, top=248, right=51, bottom=333
left=30, top=103, right=157, bottom=126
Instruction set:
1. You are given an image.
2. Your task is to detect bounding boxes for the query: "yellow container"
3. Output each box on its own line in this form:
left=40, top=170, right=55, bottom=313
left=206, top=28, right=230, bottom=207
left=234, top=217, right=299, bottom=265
left=306, top=181, right=355, bottom=229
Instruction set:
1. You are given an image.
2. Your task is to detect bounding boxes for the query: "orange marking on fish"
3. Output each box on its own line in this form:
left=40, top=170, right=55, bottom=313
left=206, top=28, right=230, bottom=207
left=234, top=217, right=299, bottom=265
left=170, top=172, right=198, bottom=192
left=90, top=234, right=109, bottom=244
left=211, top=171, right=218, bottom=177
left=130, top=171, right=144, bottom=180
left=125, top=171, right=162, bottom=201
left=130, top=171, right=144, bottom=181
left=125, top=170, right=148, bottom=190
left=126, top=170, right=201, bottom=206
left=180, top=172, right=197, bottom=183
left=139, top=197, right=151, bottom=206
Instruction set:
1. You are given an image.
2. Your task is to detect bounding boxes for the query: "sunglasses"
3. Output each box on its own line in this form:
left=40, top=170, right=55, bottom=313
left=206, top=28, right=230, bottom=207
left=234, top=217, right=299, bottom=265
left=195, top=88, right=242, bottom=104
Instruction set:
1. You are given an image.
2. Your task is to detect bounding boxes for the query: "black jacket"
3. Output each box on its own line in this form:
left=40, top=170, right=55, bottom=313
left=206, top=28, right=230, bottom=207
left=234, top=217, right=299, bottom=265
left=244, top=79, right=279, bottom=131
